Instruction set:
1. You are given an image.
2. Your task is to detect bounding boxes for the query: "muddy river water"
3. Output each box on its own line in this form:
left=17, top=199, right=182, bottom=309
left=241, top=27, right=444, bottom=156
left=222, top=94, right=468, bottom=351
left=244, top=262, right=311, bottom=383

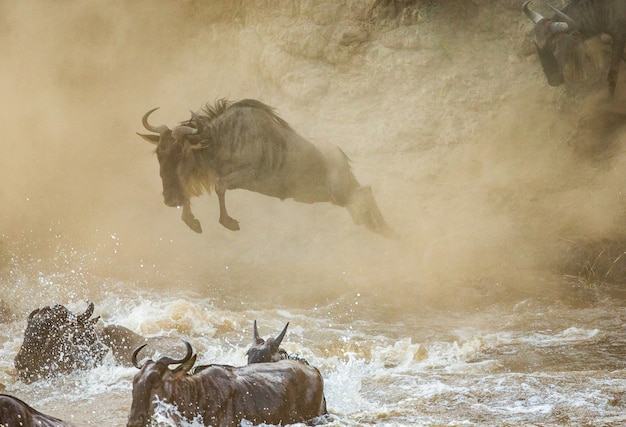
left=1, top=252, right=625, bottom=426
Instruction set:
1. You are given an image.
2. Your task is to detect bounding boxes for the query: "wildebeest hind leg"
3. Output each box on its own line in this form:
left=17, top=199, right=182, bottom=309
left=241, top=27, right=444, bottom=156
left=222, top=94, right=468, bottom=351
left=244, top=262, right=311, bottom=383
left=347, top=186, right=398, bottom=239
left=182, top=201, right=202, bottom=233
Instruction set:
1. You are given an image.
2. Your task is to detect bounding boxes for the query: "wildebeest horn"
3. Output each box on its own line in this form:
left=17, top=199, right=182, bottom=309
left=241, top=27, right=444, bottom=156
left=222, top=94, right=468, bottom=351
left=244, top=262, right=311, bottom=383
left=253, top=320, right=260, bottom=341
left=132, top=344, right=148, bottom=369
left=522, top=1, right=544, bottom=24
left=161, top=340, right=193, bottom=367
left=141, top=108, right=169, bottom=134
left=547, top=5, right=577, bottom=30
left=77, top=302, right=95, bottom=323
left=274, top=322, right=289, bottom=347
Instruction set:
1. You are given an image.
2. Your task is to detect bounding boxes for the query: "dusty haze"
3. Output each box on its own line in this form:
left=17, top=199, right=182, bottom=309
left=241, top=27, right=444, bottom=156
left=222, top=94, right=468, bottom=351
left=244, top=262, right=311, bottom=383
left=2, top=0, right=626, bottom=315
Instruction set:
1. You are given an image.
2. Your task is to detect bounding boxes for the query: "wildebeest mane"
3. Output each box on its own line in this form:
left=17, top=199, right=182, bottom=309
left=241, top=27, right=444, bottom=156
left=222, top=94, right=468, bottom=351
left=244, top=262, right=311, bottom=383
left=195, top=98, right=296, bottom=173
left=195, top=98, right=295, bottom=134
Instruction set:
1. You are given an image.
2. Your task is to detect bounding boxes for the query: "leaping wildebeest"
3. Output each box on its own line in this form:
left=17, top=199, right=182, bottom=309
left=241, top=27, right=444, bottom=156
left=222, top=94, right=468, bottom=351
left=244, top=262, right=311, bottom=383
left=127, top=341, right=327, bottom=427
left=523, top=0, right=626, bottom=96
left=138, top=98, right=396, bottom=238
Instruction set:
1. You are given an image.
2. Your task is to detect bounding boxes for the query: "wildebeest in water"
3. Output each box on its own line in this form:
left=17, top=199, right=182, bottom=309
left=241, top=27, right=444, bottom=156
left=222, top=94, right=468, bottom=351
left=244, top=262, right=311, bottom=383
left=523, top=0, right=626, bottom=95
left=14, top=302, right=108, bottom=383
left=138, top=98, right=397, bottom=238
left=127, top=341, right=327, bottom=427
left=0, top=394, right=75, bottom=427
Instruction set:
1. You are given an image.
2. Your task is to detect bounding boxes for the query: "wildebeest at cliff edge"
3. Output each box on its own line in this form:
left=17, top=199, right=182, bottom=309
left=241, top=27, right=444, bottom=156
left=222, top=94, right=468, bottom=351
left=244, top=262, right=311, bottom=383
left=127, top=341, right=327, bottom=427
left=138, top=98, right=397, bottom=238
left=523, top=0, right=626, bottom=96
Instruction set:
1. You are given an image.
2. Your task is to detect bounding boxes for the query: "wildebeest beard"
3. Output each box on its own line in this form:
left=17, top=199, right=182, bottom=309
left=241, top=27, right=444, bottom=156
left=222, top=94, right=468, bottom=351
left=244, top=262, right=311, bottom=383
left=14, top=303, right=108, bottom=383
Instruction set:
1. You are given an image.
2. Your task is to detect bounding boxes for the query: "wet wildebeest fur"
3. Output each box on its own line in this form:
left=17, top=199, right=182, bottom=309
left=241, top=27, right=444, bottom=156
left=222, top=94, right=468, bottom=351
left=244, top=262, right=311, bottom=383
left=0, top=394, right=75, bottom=427
left=14, top=303, right=108, bottom=383
left=127, top=341, right=327, bottom=427
left=14, top=303, right=184, bottom=382
left=523, top=0, right=626, bottom=95
left=138, top=98, right=396, bottom=238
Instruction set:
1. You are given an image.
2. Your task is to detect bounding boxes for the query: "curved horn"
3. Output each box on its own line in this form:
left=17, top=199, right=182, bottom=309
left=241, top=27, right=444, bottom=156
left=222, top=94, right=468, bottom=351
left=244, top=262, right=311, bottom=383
left=171, top=126, right=198, bottom=139
left=522, top=1, right=544, bottom=24
left=132, top=344, right=148, bottom=369
left=141, top=108, right=169, bottom=134
left=274, top=322, right=289, bottom=347
left=160, top=340, right=193, bottom=367
left=77, top=302, right=95, bottom=323
left=548, top=5, right=577, bottom=29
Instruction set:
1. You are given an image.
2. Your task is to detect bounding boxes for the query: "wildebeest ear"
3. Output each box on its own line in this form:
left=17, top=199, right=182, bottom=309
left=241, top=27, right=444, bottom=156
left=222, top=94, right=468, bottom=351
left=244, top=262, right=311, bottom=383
left=137, top=133, right=160, bottom=145
left=174, top=353, right=197, bottom=374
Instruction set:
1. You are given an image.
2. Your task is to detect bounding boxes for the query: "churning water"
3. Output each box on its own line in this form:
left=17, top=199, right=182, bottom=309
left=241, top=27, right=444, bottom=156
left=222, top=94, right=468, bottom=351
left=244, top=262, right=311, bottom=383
left=1, top=249, right=626, bottom=426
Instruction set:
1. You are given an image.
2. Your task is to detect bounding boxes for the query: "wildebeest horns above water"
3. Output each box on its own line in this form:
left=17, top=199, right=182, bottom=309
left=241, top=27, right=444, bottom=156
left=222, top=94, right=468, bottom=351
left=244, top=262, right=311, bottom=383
left=138, top=98, right=397, bottom=238
left=522, top=0, right=626, bottom=96
left=128, top=340, right=327, bottom=427
left=246, top=320, right=290, bottom=364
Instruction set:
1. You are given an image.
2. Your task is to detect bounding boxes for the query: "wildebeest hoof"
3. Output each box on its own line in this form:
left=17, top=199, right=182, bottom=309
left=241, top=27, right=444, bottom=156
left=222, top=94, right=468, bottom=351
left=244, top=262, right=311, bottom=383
left=220, top=217, right=240, bottom=231
left=184, top=218, right=202, bottom=233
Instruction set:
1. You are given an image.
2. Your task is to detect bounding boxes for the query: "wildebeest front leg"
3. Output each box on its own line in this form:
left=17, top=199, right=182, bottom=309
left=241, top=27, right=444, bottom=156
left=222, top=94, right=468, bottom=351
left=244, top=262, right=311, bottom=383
left=181, top=200, right=202, bottom=233
left=214, top=169, right=257, bottom=231
left=216, top=186, right=240, bottom=231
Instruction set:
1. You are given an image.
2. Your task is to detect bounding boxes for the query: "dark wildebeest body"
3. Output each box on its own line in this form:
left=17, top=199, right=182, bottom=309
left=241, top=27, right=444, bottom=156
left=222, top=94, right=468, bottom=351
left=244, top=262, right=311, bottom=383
left=139, top=99, right=396, bottom=238
left=0, top=394, right=74, bottom=427
left=127, top=341, right=327, bottom=427
left=523, top=0, right=626, bottom=95
left=14, top=303, right=183, bottom=382
left=14, top=303, right=107, bottom=383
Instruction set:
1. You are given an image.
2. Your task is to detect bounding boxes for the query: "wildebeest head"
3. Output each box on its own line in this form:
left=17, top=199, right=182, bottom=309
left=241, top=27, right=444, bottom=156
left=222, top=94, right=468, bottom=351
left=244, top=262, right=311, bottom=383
left=128, top=341, right=195, bottom=427
left=246, top=320, right=289, bottom=364
left=14, top=302, right=107, bottom=383
left=523, top=1, right=580, bottom=87
left=138, top=108, right=212, bottom=209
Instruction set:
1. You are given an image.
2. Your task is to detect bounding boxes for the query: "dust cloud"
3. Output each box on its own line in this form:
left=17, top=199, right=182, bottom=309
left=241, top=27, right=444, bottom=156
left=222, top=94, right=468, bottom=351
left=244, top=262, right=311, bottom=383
left=2, top=0, right=626, bottom=315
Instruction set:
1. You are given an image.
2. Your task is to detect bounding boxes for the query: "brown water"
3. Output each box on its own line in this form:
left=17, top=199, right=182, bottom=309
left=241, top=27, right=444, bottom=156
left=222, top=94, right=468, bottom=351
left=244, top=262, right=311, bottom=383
left=2, top=1, right=626, bottom=426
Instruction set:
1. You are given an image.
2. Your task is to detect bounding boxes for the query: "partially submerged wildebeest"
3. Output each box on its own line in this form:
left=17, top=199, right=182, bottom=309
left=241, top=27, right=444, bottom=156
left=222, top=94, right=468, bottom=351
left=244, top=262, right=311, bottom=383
left=246, top=320, right=289, bottom=364
left=138, top=98, right=396, bottom=238
left=0, top=394, right=75, bottom=427
left=523, top=0, right=626, bottom=95
left=14, top=302, right=183, bottom=382
left=14, top=302, right=108, bottom=383
left=127, top=341, right=327, bottom=427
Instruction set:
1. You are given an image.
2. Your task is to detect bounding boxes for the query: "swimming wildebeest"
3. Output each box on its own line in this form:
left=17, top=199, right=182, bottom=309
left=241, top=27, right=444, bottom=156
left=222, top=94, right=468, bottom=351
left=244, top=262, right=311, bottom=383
left=0, top=394, right=75, bottom=427
left=127, top=341, right=327, bottom=427
left=523, top=0, right=626, bottom=95
left=14, top=302, right=108, bottom=383
left=138, top=98, right=396, bottom=238
left=14, top=302, right=183, bottom=382
left=246, top=320, right=290, bottom=364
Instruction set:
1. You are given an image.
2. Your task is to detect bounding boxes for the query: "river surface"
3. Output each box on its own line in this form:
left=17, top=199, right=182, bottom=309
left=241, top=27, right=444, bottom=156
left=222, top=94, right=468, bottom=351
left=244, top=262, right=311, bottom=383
left=1, top=250, right=626, bottom=427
